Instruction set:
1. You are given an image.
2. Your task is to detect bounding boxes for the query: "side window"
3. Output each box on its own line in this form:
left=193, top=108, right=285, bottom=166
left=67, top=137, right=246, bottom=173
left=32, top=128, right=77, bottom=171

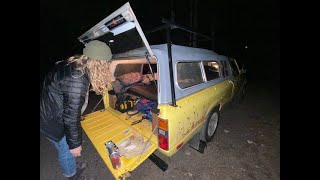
left=177, top=62, right=204, bottom=89
left=203, top=61, right=220, bottom=81
left=220, top=61, right=226, bottom=77
left=229, top=59, right=240, bottom=77
left=223, top=60, right=229, bottom=77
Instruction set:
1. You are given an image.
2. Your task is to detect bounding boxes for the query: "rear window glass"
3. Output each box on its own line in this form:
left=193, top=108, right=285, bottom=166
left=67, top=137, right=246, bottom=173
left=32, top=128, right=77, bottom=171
left=177, top=62, right=204, bottom=89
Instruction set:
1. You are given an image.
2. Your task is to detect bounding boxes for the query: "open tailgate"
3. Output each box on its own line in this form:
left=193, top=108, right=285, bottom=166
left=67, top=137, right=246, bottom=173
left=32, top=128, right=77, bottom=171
left=81, top=108, right=158, bottom=179
left=77, top=2, right=154, bottom=56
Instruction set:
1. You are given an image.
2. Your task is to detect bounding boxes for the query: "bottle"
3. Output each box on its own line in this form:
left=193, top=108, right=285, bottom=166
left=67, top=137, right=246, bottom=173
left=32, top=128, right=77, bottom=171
left=110, top=151, right=121, bottom=169
left=106, top=141, right=116, bottom=156
left=105, top=141, right=122, bottom=169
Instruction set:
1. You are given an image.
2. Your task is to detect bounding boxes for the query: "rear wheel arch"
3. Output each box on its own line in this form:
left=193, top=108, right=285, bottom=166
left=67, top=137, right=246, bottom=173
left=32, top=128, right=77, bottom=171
left=200, top=105, right=220, bottom=142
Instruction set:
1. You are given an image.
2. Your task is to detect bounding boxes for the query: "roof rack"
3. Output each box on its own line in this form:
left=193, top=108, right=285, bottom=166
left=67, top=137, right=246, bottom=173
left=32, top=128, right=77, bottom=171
left=146, top=18, right=213, bottom=107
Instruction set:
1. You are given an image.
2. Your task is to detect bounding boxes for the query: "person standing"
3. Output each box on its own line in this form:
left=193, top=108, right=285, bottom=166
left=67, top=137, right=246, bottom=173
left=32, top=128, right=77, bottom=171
left=40, top=40, right=112, bottom=179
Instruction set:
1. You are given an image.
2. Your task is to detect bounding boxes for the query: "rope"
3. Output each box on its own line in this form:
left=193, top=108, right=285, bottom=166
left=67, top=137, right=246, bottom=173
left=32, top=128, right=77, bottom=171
left=136, top=123, right=158, bottom=164
left=92, top=96, right=103, bottom=113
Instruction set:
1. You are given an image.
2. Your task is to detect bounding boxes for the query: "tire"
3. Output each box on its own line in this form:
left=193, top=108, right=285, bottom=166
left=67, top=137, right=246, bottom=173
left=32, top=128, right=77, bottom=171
left=205, top=110, right=220, bottom=142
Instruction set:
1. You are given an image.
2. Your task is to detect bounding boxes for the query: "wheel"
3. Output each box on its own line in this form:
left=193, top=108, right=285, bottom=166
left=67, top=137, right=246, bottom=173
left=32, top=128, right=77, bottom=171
left=205, top=110, right=220, bottom=142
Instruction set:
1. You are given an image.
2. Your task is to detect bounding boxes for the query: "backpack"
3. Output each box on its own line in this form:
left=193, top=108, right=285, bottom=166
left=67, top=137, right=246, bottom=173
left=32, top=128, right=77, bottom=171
left=134, top=98, right=157, bottom=120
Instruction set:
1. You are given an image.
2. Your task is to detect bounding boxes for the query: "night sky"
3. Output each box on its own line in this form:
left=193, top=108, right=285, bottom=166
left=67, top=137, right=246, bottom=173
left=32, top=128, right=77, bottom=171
left=40, top=0, right=279, bottom=84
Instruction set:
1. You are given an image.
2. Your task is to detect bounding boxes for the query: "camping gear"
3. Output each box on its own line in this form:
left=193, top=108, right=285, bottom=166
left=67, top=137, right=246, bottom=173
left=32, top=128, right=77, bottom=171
left=113, top=72, right=144, bottom=94
left=134, top=98, right=157, bottom=120
left=115, top=96, right=137, bottom=113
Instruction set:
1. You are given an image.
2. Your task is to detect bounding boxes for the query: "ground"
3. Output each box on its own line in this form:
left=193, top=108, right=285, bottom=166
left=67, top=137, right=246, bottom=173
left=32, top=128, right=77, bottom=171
left=40, top=80, right=280, bottom=180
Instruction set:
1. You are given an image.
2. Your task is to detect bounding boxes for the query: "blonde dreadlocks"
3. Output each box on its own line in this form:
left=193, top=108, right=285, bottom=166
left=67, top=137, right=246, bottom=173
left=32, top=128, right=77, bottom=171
left=67, top=54, right=113, bottom=95
left=86, top=59, right=112, bottom=95
left=67, top=54, right=89, bottom=75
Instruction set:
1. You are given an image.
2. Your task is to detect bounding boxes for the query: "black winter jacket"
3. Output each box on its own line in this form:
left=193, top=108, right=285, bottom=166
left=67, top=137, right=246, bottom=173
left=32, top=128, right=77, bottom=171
left=40, top=61, right=90, bottom=149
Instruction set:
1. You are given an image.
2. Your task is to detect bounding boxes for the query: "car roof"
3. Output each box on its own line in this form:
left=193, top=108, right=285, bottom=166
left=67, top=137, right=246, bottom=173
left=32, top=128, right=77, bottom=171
left=113, top=43, right=227, bottom=62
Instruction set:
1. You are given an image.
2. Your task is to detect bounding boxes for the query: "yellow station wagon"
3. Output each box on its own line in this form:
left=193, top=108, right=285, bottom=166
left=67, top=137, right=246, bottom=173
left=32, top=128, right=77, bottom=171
left=78, top=2, right=247, bottom=179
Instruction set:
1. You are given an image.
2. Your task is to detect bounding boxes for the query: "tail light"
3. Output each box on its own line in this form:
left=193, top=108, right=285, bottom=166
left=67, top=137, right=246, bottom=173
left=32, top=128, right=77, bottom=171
left=158, top=118, right=168, bottom=150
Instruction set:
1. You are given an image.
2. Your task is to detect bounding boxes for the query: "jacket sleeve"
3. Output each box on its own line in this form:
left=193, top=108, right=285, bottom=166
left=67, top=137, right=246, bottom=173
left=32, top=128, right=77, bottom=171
left=61, top=75, right=89, bottom=149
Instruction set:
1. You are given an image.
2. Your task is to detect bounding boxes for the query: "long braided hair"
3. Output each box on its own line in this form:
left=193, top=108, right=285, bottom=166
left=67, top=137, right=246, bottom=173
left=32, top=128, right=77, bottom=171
left=67, top=54, right=112, bottom=95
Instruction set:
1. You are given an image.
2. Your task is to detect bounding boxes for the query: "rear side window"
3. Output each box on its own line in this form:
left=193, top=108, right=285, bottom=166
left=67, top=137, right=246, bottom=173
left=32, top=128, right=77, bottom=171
left=203, top=61, right=220, bottom=81
left=177, top=62, right=204, bottom=89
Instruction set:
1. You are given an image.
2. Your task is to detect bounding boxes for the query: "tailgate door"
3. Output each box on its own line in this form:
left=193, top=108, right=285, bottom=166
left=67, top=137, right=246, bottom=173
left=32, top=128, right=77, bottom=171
left=77, top=2, right=154, bottom=56
left=81, top=108, right=158, bottom=179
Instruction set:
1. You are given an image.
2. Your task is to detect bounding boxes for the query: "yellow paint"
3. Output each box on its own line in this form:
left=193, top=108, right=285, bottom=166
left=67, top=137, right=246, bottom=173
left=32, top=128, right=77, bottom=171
left=157, top=80, right=233, bottom=156
left=82, top=80, right=233, bottom=178
left=103, top=92, right=110, bottom=108
left=81, top=108, right=158, bottom=179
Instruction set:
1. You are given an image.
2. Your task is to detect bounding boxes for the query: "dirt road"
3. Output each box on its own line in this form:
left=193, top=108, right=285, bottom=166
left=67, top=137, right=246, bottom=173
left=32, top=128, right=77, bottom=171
left=40, top=80, right=280, bottom=180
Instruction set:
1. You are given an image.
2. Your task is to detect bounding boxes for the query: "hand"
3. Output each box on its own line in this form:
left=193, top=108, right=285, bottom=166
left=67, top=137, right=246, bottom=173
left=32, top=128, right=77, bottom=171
left=70, top=145, right=82, bottom=157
